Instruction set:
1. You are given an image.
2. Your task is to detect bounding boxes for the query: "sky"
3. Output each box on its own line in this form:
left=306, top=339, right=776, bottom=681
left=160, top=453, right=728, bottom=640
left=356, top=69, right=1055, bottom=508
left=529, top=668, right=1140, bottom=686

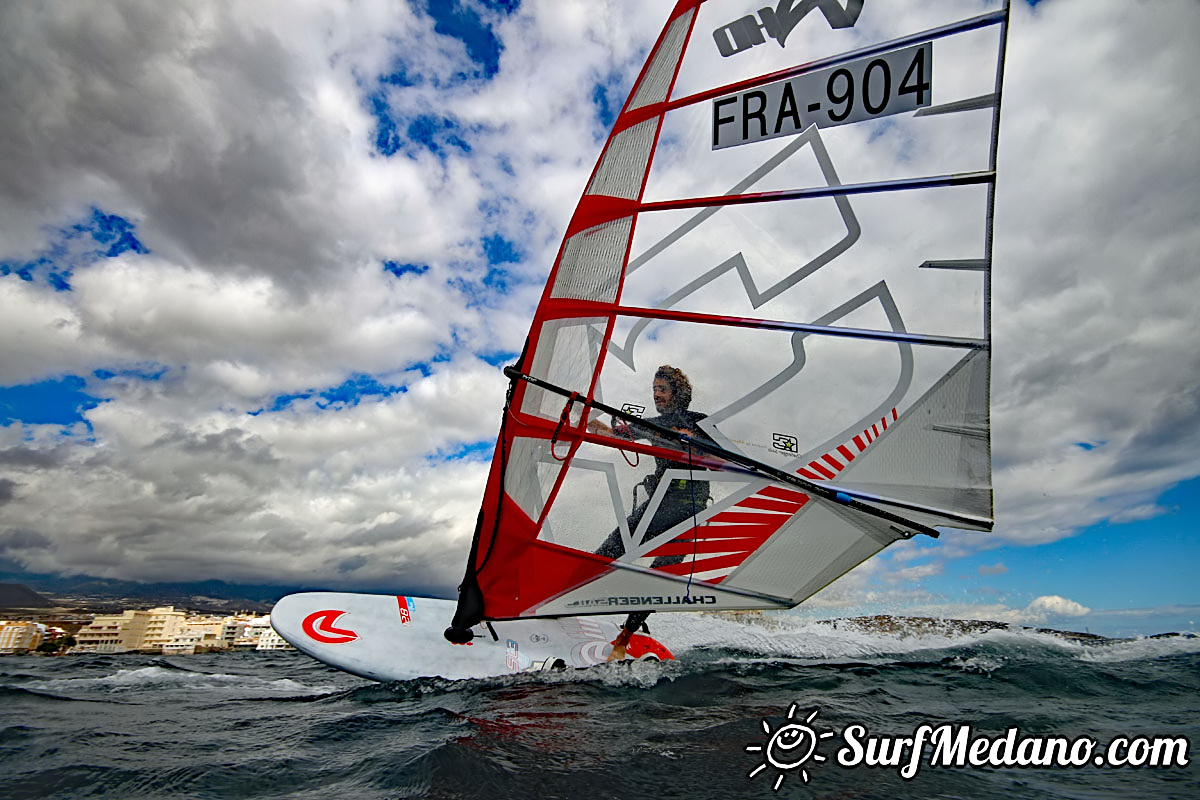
left=0, top=0, right=1196, bottom=638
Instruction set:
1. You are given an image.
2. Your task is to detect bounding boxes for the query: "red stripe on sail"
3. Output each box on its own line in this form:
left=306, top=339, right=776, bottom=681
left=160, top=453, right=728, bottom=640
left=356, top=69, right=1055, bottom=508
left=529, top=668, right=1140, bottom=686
left=654, top=552, right=758, bottom=576
left=757, top=486, right=809, bottom=504
left=689, top=522, right=782, bottom=539
left=648, top=536, right=769, bottom=557
left=706, top=510, right=789, bottom=525
left=809, top=461, right=837, bottom=480
left=736, top=496, right=805, bottom=514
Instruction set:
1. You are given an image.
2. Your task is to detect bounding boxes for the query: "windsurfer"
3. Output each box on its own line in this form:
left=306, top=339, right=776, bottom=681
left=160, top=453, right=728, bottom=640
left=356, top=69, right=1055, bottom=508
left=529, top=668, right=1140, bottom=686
left=588, top=365, right=712, bottom=660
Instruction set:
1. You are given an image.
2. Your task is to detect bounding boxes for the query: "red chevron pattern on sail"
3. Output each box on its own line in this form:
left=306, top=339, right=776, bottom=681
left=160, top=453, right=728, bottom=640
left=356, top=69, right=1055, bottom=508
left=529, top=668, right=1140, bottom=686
left=646, top=410, right=898, bottom=583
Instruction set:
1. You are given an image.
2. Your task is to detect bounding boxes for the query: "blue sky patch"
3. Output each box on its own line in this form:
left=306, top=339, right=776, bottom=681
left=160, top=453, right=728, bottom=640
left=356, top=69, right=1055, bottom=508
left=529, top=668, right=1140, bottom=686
left=384, top=260, right=430, bottom=278
left=93, top=364, right=169, bottom=382
left=451, top=266, right=516, bottom=308
left=407, top=115, right=472, bottom=157
left=481, top=233, right=520, bottom=264
left=420, top=0, right=514, bottom=81
left=364, top=0, right=517, bottom=159
left=918, top=476, right=1200, bottom=620
left=1, top=208, right=147, bottom=291
left=477, top=0, right=519, bottom=12
left=406, top=361, right=434, bottom=379
left=591, top=63, right=642, bottom=133
left=379, top=61, right=420, bottom=88
left=252, top=373, right=407, bottom=415
left=318, top=374, right=405, bottom=408
left=430, top=439, right=494, bottom=462
left=591, top=78, right=625, bottom=131
left=366, top=89, right=405, bottom=156
left=483, top=265, right=511, bottom=292
left=478, top=350, right=518, bottom=368
left=82, top=208, right=147, bottom=258
left=0, top=376, right=104, bottom=427
left=365, top=90, right=474, bottom=158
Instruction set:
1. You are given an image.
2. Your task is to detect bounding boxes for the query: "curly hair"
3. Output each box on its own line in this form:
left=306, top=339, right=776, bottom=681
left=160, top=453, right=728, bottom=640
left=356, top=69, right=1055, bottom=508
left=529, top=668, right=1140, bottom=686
left=654, top=365, right=692, bottom=411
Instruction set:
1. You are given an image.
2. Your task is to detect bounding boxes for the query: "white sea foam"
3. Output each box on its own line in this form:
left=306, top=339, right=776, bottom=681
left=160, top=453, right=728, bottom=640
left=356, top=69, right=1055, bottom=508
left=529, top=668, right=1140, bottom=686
left=32, top=666, right=336, bottom=695
left=1077, top=633, right=1200, bottom=663
left=643, top=612, right=1199, bottom=666
left=647, top=612, right=983, bottom=660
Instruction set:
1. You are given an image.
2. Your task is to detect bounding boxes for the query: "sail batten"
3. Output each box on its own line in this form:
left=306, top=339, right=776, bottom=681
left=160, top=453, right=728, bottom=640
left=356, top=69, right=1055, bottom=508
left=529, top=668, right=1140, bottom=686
left=449, top=0, right=1009, bottom=630
left=635, top=172, right=996, bottom=213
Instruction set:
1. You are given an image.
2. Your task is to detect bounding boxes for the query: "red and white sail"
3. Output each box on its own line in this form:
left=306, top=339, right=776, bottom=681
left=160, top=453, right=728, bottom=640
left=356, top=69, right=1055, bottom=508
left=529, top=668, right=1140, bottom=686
left=452, top=0, right=1009, bottom=627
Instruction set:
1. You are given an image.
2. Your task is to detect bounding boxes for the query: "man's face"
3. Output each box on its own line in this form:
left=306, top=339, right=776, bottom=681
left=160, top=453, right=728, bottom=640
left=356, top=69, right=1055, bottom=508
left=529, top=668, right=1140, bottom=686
left=652, top=378, right=673, bottom=413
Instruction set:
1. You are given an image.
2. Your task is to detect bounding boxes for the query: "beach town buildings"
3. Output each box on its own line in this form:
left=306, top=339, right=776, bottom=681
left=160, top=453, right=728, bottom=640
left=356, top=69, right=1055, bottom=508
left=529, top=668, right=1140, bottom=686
left=60, top=607, right=293, bottom=655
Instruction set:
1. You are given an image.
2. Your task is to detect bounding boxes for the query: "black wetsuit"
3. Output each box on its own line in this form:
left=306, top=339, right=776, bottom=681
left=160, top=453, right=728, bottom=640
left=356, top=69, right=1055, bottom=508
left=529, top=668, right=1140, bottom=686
left=595, top=409, right=713, bottom=633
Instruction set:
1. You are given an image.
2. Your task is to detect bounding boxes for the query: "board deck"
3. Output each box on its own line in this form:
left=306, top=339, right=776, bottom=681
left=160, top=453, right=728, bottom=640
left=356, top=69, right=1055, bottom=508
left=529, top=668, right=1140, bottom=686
left=270, top=592, right=673, bottom=682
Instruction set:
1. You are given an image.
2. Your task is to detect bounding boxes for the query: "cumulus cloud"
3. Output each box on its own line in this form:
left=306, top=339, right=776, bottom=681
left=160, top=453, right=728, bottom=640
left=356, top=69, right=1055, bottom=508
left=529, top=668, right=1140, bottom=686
left=0, top=0, right=661, bottom=590
left=988, top=0, right=1200, bottom=545
left=1022, top=595, right=1091, bottom=621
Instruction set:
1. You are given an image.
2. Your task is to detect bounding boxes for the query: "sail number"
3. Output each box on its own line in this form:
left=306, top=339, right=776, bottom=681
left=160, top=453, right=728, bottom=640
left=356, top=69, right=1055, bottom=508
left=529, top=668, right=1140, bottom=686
left=712, top=42, right=932, bottom=150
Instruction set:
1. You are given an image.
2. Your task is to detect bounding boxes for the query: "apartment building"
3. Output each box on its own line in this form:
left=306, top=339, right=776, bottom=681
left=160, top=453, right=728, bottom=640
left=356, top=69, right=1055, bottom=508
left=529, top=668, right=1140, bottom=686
left=0, top=621, right=44, bottom=653
left=73, top=609, right=153, bottom=653
left=141, top=607, right=187, bottom=651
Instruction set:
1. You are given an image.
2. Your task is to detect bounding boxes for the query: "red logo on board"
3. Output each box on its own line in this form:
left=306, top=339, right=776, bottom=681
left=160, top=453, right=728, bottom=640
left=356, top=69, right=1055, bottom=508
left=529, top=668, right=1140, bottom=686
left=301, top=610, right=358, bottom=644
left=397, top=596, right=413, bottom=625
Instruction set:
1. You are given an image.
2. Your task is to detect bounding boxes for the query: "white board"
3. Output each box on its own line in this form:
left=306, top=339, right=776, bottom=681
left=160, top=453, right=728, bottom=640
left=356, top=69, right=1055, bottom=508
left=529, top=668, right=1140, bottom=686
left=270, top=592, right=674, bottom=682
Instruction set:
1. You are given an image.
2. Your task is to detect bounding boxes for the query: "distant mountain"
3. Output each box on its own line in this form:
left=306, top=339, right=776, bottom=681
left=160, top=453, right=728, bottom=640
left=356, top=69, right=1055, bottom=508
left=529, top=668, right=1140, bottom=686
left=0, top=567, right=441, bottom=613
left=0, top=583, right=54, bottom=608
left=0, top=569, right=305, bottom=612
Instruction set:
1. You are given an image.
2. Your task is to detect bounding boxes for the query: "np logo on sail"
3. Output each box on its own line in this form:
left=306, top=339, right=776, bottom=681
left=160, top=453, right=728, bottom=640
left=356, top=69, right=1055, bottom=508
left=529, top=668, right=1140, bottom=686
left=713, top=0, right=866, bottom=57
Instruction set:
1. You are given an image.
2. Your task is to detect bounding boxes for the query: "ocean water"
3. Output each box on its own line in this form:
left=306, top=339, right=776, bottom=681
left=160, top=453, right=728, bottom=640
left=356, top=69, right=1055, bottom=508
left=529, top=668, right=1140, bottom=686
left=2, top=615, right=1197, bottom=800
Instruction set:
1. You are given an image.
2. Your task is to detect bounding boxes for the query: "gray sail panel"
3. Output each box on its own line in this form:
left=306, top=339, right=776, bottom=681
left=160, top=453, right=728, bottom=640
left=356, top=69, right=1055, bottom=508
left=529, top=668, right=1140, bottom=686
left=626, top=10, right=694, bottom=111
left=549, top=218, right=632, bottom=302
left=830, top=349, right=993, bottom=529
left=722, top=499, right=906, bottom=605
left=586, top=120, right=658, bottom=200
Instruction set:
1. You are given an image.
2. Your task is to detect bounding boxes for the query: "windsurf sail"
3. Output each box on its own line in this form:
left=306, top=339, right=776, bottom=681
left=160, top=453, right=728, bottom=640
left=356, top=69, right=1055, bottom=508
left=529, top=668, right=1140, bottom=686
left=449, top=0, right=1009, bottom=634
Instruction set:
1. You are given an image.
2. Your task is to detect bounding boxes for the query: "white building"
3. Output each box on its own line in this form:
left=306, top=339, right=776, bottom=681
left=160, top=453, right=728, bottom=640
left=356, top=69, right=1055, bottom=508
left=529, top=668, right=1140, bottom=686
left=255, top=626, right=295, bottom=651
left=162, top=616, right=228, bottom=654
